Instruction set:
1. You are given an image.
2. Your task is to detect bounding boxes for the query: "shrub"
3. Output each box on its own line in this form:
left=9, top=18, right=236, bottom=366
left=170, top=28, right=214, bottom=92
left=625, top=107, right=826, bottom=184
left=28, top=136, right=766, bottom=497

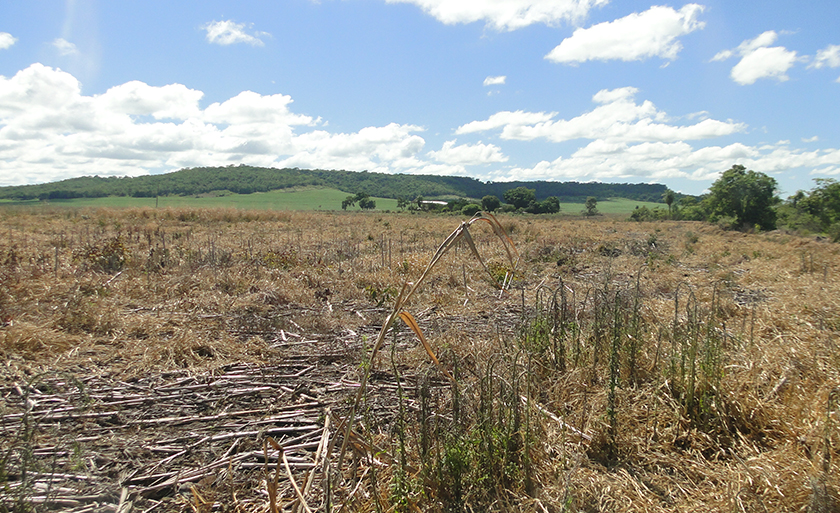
left=461, top=203, right=482, bottom=216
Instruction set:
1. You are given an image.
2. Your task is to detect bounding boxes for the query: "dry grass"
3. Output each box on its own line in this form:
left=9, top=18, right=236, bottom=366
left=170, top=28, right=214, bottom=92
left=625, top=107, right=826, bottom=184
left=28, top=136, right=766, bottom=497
left=1, top=206, right=840, bottom=511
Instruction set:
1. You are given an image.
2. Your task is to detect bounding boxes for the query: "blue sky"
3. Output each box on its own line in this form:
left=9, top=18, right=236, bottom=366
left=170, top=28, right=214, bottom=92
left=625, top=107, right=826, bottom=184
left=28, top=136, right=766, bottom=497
left=1, top=0, right=838, bottom=196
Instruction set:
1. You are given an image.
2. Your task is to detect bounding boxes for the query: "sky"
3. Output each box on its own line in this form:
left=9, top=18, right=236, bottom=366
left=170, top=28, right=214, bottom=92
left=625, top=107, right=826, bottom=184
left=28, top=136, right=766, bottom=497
left=1, top=0, right=839, bottom=196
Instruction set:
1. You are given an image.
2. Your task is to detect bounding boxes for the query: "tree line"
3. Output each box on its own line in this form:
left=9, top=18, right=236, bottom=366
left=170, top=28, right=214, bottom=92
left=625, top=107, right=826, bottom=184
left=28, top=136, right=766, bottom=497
left=630, top=165, right=840, bottom=241
left=0, top=165, right=668, bottom=203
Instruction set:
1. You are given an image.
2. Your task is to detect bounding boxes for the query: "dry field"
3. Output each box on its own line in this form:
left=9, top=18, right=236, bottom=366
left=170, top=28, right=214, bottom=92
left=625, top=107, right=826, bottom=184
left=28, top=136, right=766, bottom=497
left=1, top=206, right=839, bottom=512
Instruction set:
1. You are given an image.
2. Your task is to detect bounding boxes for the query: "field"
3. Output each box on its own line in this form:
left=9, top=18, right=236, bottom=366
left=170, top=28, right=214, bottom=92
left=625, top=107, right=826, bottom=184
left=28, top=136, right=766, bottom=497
left=0, top=187, right=664, bottom=214
left=1, top=206, right=839, bottom=512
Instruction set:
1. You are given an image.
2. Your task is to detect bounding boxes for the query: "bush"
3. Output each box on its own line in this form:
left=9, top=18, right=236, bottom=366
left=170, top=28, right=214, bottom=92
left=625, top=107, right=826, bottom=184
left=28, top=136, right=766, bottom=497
left=481, top=195, right=501, bottom=212
left=629, top=206, right=667, bottom=222
left=461, top=204, right=482, bottom=216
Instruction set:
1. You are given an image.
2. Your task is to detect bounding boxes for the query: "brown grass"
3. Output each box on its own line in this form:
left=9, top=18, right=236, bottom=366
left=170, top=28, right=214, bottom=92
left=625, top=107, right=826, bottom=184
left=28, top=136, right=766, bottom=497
left=1, top=207, right=840, bottom=511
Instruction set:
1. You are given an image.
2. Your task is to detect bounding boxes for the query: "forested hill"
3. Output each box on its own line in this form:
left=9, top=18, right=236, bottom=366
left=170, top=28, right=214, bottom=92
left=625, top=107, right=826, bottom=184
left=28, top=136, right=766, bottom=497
left=0, top=165, right=668, bottom=203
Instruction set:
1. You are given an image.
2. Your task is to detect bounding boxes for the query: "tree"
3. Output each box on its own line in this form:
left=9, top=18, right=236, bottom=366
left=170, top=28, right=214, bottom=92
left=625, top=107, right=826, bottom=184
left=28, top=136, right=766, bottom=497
left=461, top=203, right=482, bottom=216
left=662, top=189, right=676, bottom=219
left=359, top=197, right=376, bottom=210
left=583, top=196, right=599, bottom=216
left=705, top=165, right=780, bottom=230
left=342, top=192, right=375, bottom=210
left=481, top=195, right=501, bottom=212
left=503, top=187, right=536, bottom=209
left=396, top=196, right=410, bottom=211
left=801, top=179, right=840, bottom=227
left=541, top=196, right=561, bottom=214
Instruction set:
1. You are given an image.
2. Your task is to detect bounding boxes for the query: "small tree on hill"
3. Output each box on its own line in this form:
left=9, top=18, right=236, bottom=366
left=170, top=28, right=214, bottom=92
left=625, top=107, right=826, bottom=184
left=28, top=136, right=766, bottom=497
left=342, top=192, right=376, bottom=210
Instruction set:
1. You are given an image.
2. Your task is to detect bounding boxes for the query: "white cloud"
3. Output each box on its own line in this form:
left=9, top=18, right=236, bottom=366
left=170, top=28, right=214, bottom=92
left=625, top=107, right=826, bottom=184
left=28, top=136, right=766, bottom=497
left=203, top=20, right=268, bottom=46
left=490, top=139, right=840, bottom=184
left=203, top=91, right=314, bottom=126
left=713, top=31, right=799, bottom=85
left=384, top=0, right=609, bottom=31
left=0, top=32, right=16, bottom=50
left=456, top=110, right=556, bottom=134
left=545, top=4, right=705, bottom=64
left=731, top=46, right=798, bottom=85
left=483, top=75, right=506, bottom=86
left=428, top=140, right=508, bottom=165
left=0, top=64, right=430, bottom=186
left=810, top=44, right=840, bottom=69
left=99, top=81, right=204, bottom=120
left=457, top=87, right=745, bottom=143
left=52, top=38, right=79, bottom=56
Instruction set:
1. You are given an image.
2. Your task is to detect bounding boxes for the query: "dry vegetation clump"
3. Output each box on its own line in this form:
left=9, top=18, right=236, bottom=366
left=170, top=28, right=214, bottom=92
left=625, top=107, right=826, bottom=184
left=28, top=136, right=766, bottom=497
left=1, top=206, right=840, bottom=512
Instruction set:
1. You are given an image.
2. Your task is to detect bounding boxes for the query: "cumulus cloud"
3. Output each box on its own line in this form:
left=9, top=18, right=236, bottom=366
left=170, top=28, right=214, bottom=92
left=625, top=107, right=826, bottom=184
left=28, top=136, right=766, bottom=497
left=810, top=44, right=840, bottom=81
left=428, top=140, right=508, bottom=165
left=490, top=140, right=840, bottom=184
left=0, top=64, right=430, bottom=186
left=384, top=0, right=609, bottom=31
left=457, top=87, right=745, bottom=143
left=100, top=81, right=204, bottom=120
left=0, top=32, right=16, bottom=50
left=483, top=75, right=506, bottom=86
left=52, top=38, right=79, bottom=56
left=546, top=4, right=705, bottom=64
left=810, top=44, right=840, bottom=69
left=712, top=31, right=799, bottom=85
left=203, top=20, right=268, bottom=46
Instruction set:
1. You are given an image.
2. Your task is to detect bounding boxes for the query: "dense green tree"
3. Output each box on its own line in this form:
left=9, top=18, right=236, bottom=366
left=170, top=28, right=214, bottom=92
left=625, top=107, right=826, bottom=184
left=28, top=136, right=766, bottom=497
left=481, top=195, right=501, bottom=212
left=359, top=197, right=376, bottom=210
left=678, top=196, right=708, bottom=221
left=583, top=197, right=599, bottom=216
left=461, top=203, right=482, bottom=216
left=800, top=179, right=840, bottom=227
left=503, top=187, right=536, bottom=209
left=525, top=196, right=561, bottom=214
left=541, top=196, right=560, bottom=214
left=705, top=165, right=780, bottom=230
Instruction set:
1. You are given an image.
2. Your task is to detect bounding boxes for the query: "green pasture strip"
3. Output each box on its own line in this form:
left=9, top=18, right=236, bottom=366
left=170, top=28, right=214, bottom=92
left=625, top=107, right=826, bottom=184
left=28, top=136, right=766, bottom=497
left=0, top=188, right=400, bottom=211
left=0, top=190, right=661, bottom=214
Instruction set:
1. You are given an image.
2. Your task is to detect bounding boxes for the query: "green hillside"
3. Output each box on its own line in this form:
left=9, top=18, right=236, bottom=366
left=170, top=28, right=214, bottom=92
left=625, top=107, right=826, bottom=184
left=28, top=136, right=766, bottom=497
left=0, top=165, right=670, bottom=204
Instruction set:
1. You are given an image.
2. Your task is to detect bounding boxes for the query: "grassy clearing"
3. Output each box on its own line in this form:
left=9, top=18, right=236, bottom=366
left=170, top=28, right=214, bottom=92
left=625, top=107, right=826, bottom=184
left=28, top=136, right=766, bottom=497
left=1, top=206, right=839, bottom=511
left=566, top=197, right=664, bottom=214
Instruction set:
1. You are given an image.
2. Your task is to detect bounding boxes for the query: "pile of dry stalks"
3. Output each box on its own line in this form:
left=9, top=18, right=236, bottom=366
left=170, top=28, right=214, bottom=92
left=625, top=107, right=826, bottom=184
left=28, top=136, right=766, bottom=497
left=1, top=205, right=840, bottom=512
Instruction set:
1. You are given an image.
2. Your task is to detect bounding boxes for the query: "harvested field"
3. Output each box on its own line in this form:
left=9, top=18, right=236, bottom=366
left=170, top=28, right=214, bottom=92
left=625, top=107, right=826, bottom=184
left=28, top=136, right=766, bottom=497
left=1, top=207, right=840, bottom=512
